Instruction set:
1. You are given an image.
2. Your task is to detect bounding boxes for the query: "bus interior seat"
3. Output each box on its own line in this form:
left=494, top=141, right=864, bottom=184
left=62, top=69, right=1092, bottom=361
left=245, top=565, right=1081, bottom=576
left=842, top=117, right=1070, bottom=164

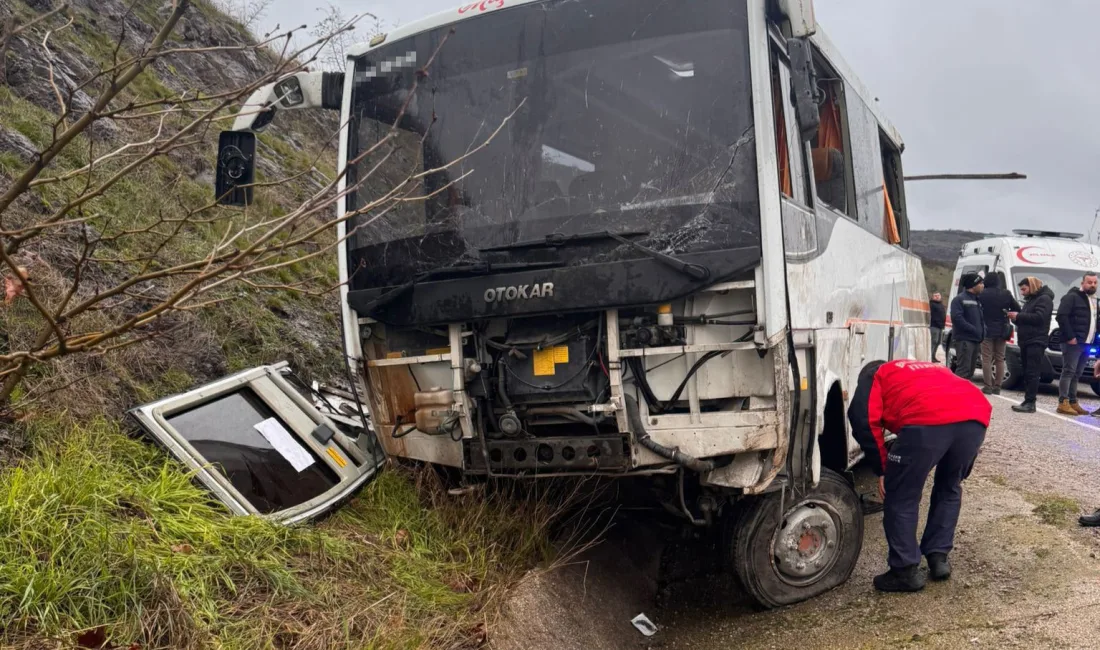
left=812, top=147, right=846, bottom=211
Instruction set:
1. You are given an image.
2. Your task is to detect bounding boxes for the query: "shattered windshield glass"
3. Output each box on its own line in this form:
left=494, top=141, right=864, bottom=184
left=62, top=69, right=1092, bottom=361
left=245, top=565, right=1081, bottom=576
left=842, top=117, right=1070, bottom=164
left=346, top=0, right=757, bottom=291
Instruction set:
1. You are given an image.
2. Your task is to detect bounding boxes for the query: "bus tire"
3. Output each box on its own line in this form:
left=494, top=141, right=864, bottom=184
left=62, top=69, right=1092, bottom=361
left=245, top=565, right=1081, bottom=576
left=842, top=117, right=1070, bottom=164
left=729, top=469, right=864, bottom=609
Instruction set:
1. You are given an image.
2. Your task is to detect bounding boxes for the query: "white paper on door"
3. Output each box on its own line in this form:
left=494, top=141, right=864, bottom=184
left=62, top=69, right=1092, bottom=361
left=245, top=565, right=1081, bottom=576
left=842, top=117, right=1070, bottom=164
left=254, top=417, right=315, bottom=472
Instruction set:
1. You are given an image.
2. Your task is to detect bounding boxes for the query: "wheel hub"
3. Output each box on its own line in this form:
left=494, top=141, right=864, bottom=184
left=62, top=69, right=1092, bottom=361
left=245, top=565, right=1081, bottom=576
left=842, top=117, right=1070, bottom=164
left=773, top=503, right=840, bottom=583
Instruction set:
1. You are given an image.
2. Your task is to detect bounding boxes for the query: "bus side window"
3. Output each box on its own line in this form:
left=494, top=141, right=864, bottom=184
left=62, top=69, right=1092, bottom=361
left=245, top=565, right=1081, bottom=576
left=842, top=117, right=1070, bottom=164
left=769, top=48, right=811, bottom=207
left=881, top=131, right=907, bottom=248
left=808, top=51, right=855, bottom=218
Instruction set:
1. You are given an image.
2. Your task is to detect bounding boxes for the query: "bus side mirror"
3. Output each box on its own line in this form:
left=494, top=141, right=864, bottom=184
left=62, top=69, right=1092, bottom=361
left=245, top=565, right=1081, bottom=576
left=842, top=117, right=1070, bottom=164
left=274, top=76, right=304, bottom=108
left=787, top=38, right=820, bottom=142
left=215, top=131, right=256, bottom=207
left=777, top=0, right=817, bottom=38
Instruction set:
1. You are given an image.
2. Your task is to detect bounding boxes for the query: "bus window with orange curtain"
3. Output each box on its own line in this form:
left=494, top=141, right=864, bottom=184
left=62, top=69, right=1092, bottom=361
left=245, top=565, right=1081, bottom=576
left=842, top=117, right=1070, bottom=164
left=811, top=81, right=851, bottom=216
left=883, top=183, right=900, bottom=245
left=881, top=130, right=908, bottom=248
left=770, top=47, right=810, bottom=206
left=771, top=62, right=792, bottom=198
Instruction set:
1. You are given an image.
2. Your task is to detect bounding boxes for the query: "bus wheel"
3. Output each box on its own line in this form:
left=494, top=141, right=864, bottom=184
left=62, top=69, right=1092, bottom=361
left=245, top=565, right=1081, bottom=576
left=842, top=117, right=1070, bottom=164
left=1003, top=358, right=1024, bottom=390
left=730, top=469, right=864, bottom=608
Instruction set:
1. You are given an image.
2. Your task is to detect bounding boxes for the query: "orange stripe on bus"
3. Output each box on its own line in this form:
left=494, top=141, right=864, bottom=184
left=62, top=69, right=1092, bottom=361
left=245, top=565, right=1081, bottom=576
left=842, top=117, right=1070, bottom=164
left=898, top=298, right=930, bottom=312
left=845, top=319, right=906, bottom=327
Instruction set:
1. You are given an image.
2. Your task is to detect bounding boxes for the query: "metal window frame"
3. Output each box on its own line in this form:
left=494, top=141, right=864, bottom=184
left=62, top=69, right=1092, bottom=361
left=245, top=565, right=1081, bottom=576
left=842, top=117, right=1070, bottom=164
left=130, top=362, right=383, bottom=524
left=768, top=26, right=812, bottom=210
left=879, top=129, right=909, bottom=249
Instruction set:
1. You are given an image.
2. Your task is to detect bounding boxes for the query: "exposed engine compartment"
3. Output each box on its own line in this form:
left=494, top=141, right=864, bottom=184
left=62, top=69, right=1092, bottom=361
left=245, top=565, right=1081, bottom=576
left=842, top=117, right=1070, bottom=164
left=466, top=313, right=624, bottom=472
left=363, top=276, right=770, bottom=478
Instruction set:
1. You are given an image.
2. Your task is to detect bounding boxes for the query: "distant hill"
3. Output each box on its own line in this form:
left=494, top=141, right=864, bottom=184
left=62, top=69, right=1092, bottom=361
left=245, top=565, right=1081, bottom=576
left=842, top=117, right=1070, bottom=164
left=910, top=229, right=996, bottom=265
left=911, top=229, right=1002, bottom=295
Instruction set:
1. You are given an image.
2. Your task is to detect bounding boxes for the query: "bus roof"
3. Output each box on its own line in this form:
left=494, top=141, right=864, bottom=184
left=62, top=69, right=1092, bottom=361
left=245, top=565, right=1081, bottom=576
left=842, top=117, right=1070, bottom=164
left=345, top=0, right=904, bottom=148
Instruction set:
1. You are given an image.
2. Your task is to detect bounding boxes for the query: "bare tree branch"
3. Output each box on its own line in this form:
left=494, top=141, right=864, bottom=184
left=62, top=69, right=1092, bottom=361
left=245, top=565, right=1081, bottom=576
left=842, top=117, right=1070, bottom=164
left=0, top=3, right=70, bottom=85
left=0, top=2, right=511, bottom=411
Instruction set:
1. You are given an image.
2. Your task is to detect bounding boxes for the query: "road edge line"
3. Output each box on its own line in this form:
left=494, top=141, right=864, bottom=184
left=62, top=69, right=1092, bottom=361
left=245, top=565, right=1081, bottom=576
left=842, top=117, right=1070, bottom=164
left=992, top=394, right=1100, bottom=433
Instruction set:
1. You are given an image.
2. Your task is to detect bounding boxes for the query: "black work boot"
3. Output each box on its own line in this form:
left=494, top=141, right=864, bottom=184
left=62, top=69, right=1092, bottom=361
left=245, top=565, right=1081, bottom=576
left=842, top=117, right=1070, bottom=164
left=873, top=565, right=926, bottom=593
left=982, top=386, right=995, bottom=395
left=1012, top=401, right=1036, bottom=413
left=926, top=552, right=952, bottom=581
left=992, top=387, right=1001, bottom=395
left=1079, top=509, right=1100, bottom=527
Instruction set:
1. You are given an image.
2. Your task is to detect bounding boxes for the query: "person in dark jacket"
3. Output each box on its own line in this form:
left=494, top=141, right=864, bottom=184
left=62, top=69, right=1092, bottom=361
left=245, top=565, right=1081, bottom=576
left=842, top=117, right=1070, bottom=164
left=848, top=359, right=991, bottom=592
left=929, top=292, right=947, bottom=362
left=1008, top=277, right=1055, bottom=413
left=950, top=273, right=985, bottom=379
left=976, top=272, right=1021, bottom=394
left=1054, top=272, right=1098, bottom=415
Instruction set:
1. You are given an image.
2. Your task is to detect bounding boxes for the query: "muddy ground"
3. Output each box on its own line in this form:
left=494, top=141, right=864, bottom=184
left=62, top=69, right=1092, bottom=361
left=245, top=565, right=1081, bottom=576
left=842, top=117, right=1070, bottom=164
left=493, top=381, right=1100, bottom=650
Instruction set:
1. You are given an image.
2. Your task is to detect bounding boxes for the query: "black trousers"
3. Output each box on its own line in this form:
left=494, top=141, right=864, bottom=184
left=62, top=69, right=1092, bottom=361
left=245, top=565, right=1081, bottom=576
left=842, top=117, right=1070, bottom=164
left=954, top=340, right=981, bottom=379
left=1020, top=342, right=1044, bottom=404
left=883, top=421, right=987, bottom=569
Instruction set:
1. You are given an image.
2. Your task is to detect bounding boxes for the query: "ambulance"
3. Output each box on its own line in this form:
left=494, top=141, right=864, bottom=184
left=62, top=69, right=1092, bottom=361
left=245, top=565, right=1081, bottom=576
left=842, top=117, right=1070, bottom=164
left=945, top=229, right=1100, bottom=393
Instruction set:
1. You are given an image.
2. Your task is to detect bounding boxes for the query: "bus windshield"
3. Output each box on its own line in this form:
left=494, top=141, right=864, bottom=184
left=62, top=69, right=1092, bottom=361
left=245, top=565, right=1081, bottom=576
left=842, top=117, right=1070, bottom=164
left=344, top=0, right=758, bottom=291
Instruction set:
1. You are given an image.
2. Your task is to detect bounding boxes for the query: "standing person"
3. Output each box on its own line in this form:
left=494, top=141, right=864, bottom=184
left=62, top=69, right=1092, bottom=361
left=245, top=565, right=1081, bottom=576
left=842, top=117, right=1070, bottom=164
left=977, top=272, right=1021, bottom=395
left=929, top=292, right=947, bottom=363
left=1008, top=277, right=1054, bottom=413
left=1054, top=272, right=1099, bottom=416
left=950, top=273, right=985, bottom=379
left=848, top=359, right=991, bottom=592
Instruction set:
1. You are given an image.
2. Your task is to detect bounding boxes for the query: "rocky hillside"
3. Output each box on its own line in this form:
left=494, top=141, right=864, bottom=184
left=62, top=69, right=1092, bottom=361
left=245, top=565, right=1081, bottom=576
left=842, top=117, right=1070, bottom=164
left=910, top=229, right=993, bottom=264
left=0, top=0, right=345, bottom=421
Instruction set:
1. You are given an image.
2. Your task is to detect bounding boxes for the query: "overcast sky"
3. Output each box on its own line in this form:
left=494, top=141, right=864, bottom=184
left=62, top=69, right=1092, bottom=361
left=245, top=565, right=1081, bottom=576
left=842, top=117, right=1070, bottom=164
left=259, top=0, right=1100, bottom=235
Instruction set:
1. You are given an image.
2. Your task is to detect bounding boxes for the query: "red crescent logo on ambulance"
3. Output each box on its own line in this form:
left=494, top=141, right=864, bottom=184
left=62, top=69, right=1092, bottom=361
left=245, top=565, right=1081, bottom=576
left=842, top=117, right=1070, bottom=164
left=1016, top=246, right=1055, bottom=264
left=459, top=0, right=504, bottom=13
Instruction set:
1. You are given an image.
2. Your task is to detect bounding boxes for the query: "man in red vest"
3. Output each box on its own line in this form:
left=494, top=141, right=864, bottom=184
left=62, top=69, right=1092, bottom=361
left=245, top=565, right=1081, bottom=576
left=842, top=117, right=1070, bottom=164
left=848, top=359, right=991, bottom=592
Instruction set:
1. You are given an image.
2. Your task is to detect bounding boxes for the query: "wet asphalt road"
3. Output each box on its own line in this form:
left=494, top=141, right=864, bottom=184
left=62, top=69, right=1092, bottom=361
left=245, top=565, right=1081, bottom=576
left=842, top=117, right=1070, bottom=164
left=980, top=379, right=1100, bottom=507
left=654, top=373, right=1100, bottom=649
